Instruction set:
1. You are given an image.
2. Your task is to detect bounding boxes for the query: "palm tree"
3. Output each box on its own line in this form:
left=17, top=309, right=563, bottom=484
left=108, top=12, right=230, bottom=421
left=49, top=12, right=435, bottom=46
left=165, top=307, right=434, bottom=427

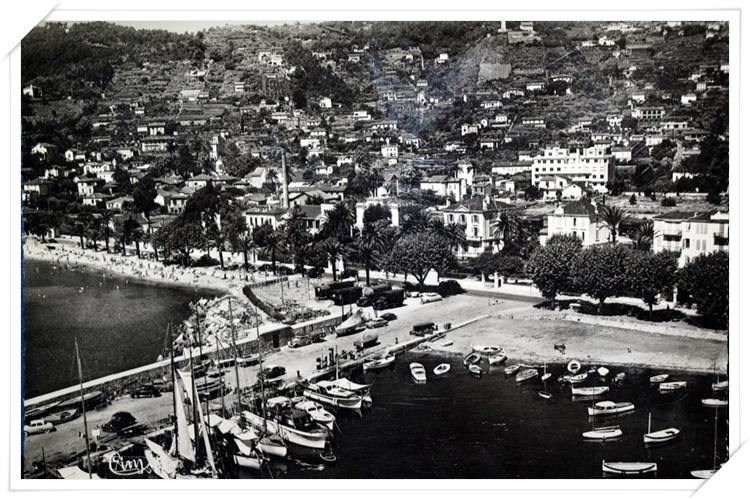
left=491, top=212, right=519, bottom=250
left=598, top=205, right=627, bottom=244
left=321, top=202, right=354, bottom=242
left=356, top=239, right=381, bottom=286
left=632, top=220, right=657, bottom=251
left=98, top=209, right=115, bottom=253
left=260, top=228, right=285, bottom=275
left=235, top=232, right=257, bottom=271
left=320, top=238, right=344, bottom=282
left=399, top=208, right=429, bottom=234
left=266, top=168, right=279, bottom=192
left=443, top=221, right=468, bottom=253
left=130, top=223, right=146, bottom=259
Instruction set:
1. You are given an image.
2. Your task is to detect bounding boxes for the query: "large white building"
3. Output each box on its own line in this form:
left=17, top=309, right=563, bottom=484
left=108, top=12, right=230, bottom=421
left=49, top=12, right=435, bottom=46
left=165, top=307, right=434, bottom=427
left=530, top=146, right=615, bottom=193
left=437, top=197, right=516, bottom=258
left=539, top=200, right=608, bottom=246
left=652, top=210, right=729, bottom=267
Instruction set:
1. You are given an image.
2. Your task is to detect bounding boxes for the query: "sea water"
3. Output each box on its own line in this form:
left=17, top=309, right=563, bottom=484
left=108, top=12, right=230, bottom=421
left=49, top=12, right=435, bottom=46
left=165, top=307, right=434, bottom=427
left=22, top=259, right=217, bottom=398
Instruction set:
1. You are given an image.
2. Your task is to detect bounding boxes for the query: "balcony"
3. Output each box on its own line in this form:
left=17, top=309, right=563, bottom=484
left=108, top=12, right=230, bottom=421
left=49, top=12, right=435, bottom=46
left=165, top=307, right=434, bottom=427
left=714, top=233, right=729, bottom=246
left=663, top=232, right=682, bottom=242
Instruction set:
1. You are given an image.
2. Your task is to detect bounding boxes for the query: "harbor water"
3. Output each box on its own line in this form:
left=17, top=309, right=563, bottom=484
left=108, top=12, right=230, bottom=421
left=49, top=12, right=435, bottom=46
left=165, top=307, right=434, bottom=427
left=22, top=260, right=727, bottom=479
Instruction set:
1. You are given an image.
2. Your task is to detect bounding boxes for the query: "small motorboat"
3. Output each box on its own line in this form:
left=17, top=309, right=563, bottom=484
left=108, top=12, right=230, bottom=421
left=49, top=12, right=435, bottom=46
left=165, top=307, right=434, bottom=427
left=538, top=391, right=553, bottom=400
left=614, top=372, right=626, bottom=383
left=659, top=381, right=687, bottom=391
left=488, top=351, right=507, bottom=365
left=504, top=364, right=520, bottom=376
left=650, top=374, right=669, bottom=383
left=602, top=461, right=657, bottom=475
left=597, top=367, right=609, bottom=377
left=588, top=401, right=635, bottom=416
left=568, top=373, right=588, bottom=384
left=294, top=400, right=336, bottom=431
left=433, top=363, right=451, bottom=376
left=472, top=345, right=502, bottom=355
left=567, top=359, right=582, bottom=374
left=410, top=363, right=427, bottom=383
left=644, top=427, right=680, bottom=444
left=516, top=368, right=538, bottom=383
left=468, top=364, right=482, bottom=377
left=583, top=425, right=622, bottom=441
left=363, top=353, right=396, bottom=371
left=463, top=352, right=481, bottom=366
left=571, top=386, right=609, bottom=396
left=702, top=398, right=728, bottom=407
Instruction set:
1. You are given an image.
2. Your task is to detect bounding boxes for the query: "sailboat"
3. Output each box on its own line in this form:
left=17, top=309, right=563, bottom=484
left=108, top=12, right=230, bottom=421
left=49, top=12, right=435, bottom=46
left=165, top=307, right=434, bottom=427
left=538, top=361, right=552, bottom=399
left=56, top=338, right=96, bottom=479
left=691, top=404, right=722, bottom=478
left=143, top=324, right=220, bottom=479
left=643, top=412, right=680, bottom=444
left=541, top=361, right=552, bottom=382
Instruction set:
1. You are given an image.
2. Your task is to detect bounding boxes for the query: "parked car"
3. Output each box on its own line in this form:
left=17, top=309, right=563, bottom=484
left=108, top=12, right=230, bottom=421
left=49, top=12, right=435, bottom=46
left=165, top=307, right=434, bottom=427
left=102, top=412, right=137, bottom=433
left=116, top=423, right=148, bottom=438
left=151, top=379, right=173, bottom=392
left=406, top=291, right=421, bottom=298
left=365, top=317, right=388, bottom=329
left=24, top=419, right=55, bottom=436
left=130, top=384, right=161, bottom=399
left=259, top=365, right=286, bottom=381
left=379, top=312, right=398, bottom=322
left=420, top=292, right=443, bottom=304
left=288, top=332, right=325, bottom=348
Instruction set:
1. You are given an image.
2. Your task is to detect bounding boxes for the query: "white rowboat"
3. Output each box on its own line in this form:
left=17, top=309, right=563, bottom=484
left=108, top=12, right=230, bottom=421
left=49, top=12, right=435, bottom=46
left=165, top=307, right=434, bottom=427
left=602, top=461, right=657, bottom=475
left=583, top=425, right=622, bottom=440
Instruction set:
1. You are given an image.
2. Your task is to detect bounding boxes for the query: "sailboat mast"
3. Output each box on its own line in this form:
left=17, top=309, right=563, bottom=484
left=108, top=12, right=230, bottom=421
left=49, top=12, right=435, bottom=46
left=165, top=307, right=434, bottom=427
left=188, top=345, right=202, bottom=468
left=255, top=303, right=268, bottom=435
left=713, top=406, right=718, bottom=470
left=648, top=413, right=652, bottom=434
left=228, top=299, right=242, bottom=414
left=74, top=338, right=93, bottom=479
left=168, top=323, right=177, bottom=438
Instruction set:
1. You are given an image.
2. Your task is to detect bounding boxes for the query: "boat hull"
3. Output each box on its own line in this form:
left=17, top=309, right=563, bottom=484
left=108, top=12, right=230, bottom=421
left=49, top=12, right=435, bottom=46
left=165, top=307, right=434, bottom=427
left=303, top=389, right=362, bottom=410
left=488, top=353, right=507, bottom=365
left=583, top=428, right=622, bottom=440
left=242, top=411, right=328, bottom=450
left=691, top=469, right=717, bottom=479
left=643, top=428, right=680, bottom=443
left=572, top=386, right=609, bottom=396
left=702, top=399, right=729, bottom=407
left=258, top=435, right=288, bottom=458
left=588, top=402, right=635, bottom=416
left=602, top=461, right=657, bottom=475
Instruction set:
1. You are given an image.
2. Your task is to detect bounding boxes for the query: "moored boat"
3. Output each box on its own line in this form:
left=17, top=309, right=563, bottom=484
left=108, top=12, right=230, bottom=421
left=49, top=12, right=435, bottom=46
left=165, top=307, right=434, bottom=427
left=472, top=345, right=502, bottom=355
left=463, top=352, right=481, bottom=366
left=410, top=363, right=427, bottom=383
left=242, top=409, right=329, bottom=450
left=614, top=372, right=626, bottom=383
left=712, top=380, right=728, bottom=391
left=597, top=367, right=609, bottom=378
left=572, top=386, right=609, bottom=397
left=433, top=363, right=451, bottom=376
left=568, top=373, right=588, bottom=384
left=644, top=427, right=680, bottom=444
left=468, top=364, right=482, bottom=377
left=702, top=398, right=728, bottom=407
left=363, top=353, right=396, bottom=371
left=659, top=381, right=687, bottom=391
left=583, top=425, right=622, bottom=440
left=504, top=364, right=520, bottom=376
left=650, top=374, right=669, bottom=383
left=516, top=368, right=538, bottom=383
left=488, top=351, right=507, bottom=365
left=538, top=391, right=553, bottom=400
left=567, top=359, right=582, bottom=374
left=602, top=461, right=657, bottom=475
left=293, top=399, right=336, bottom=431
left=303, top=382, right=363, bottom=410
left=588, top=401, right=635, bottom=416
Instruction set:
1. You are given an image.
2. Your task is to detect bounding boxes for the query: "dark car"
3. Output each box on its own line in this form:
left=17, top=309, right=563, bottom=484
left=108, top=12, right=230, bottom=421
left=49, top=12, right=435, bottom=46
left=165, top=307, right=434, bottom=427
left=151, top=379, right=173, bottom=392
left=379, top=312, right=398, bottom=322
left=258, top=365, right=286, bottom=381
left=130, top=384, right=161, bottom=398
left=116, top=423, right=148, bottom=438
left=102, top=412, right=137, bottom=433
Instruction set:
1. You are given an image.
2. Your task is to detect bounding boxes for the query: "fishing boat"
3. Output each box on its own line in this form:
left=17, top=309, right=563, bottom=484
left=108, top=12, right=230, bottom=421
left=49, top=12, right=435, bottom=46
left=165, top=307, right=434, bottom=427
left=303, top=382, right=363, bottom=410
left=363, top=352, right=396, bottom=371
left=691, top=404, right=722, bottom=478
left=232, top=437, right=266, bottom=471
left=583, top=425, right=622, bottom=441
left=410, top=363, right=427, bottom=383
left=242, top=408, right=329, bottom=450
left=702, top=398, right=729, bottom=407
left=472, top=345, right=503, bottom=355
left=45, top=408, right=81, bottom=425
left=659, top=381, right=687, bottom=391
left=568, top=373, right=588, bottom=384
left=468, top=364, right=482, bottom=377
left=597, top=367, right=609, bottom=378
left=433, top=363, right=451, bottom=376
left=293, top=399, right=336, bottom=431
left=463, top=352, right=481, bottom=366
left=24, top=401, right=60, bottom=424
left=643, top=413, right=680, bottom=444
left=327, top=378, right=372, bottom=405
left=650, top=374, right=669, bottom=383
left=567, top=359, right=582, bottom=374
left=602, top=461, right=657, bottom=475
left=335, top=309, right=364, bottom=337
left=488, top=351, right=507, bottom=365
left=516, top=368, right=538, bottom=383
left=571, top=386, right=609, bottom=397
left=588, top=401, right=635, bottom=416
left=504, top=364, right=520, bottom=376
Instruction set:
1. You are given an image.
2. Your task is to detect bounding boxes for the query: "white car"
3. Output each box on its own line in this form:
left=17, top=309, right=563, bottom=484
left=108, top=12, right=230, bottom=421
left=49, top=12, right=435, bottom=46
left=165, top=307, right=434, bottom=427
left=24, top=419, right=55, bottom=436
left=420, top=292, right=443, bottom=304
